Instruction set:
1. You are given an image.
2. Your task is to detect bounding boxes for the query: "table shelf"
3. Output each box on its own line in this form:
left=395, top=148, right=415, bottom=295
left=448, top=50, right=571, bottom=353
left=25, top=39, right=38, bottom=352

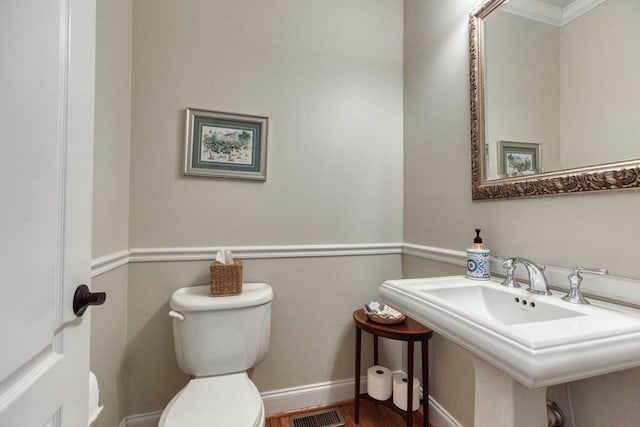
left=353, top=309, right=433, bottom=427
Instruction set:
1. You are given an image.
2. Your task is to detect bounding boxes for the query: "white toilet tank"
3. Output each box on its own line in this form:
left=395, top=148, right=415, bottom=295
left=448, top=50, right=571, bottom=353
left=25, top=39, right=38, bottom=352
left=169, top=283, right=272, bottom=377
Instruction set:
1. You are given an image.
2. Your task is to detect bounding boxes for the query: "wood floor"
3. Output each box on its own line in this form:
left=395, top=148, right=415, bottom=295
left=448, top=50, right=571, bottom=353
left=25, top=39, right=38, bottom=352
left=265, top=399, right=430, bottom=427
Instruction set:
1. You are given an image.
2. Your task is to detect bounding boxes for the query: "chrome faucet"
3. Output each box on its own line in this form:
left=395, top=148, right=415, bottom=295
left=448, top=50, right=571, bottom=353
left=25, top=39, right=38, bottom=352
left=513, top=258, right=552, bottom=296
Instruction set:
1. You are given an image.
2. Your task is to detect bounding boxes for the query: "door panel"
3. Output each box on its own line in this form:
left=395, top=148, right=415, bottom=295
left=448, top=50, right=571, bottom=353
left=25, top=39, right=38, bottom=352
left=0, top=0, right=95, bottom=425
left=0, top=0, right=60, bottom=385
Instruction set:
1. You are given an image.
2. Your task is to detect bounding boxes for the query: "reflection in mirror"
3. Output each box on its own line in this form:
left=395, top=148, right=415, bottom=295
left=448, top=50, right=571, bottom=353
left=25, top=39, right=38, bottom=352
left=469, top=0, right=640, bottom=199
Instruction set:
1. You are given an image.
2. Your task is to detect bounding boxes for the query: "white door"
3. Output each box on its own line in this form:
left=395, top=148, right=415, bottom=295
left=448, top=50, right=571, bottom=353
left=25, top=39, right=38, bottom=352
left=0, top=0, right=96, bottom=426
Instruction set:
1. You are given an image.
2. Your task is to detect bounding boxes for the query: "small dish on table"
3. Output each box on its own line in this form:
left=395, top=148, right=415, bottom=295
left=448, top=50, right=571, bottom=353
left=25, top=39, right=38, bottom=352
left=363, top=301, right=406, bottom=325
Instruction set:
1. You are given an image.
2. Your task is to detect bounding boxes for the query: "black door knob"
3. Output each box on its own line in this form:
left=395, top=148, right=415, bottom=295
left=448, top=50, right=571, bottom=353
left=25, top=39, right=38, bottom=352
left=73, top=284, right=107, bottom=316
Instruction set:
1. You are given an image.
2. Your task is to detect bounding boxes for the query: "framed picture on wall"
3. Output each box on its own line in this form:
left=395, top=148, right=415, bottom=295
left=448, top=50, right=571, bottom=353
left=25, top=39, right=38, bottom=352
left=184, top=108, right=268, bottom=180
left=498, top=141, right=540, bottom=177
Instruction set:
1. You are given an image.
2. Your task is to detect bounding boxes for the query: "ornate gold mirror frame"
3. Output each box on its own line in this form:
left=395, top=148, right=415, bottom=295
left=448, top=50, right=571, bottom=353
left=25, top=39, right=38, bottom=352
left=469, top=0, right=640, bottom=200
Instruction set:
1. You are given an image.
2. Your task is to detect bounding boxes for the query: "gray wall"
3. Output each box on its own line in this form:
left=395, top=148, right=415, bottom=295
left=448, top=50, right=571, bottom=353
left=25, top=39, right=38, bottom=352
left=123, top=257, right=402, bottom=415
left=403, top=0, right=640, bottom=426
left=92, top=0, right=131, bottom=259
left=90, top=0, right=640, bottom=425
left=124, top=0, right=404, bottom=417
left=401, top=257, right=475, bottom=425
left=91, top=0, right=132, bottom=426
left=90, top=268, right=129, bottom=427
left=92, top=0, right=404, bottom=418
left=129, top=0, right=403, bottom=248
left=404, top=0, right=640, bottom=279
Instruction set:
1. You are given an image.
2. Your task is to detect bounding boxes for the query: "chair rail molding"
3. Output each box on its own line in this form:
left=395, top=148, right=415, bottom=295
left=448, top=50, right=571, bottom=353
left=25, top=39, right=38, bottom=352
left=91, top=249, right=130, bottom=277
left=91, top=243, right=403, bottom=277
left=91, top=242, right=640, bottom=307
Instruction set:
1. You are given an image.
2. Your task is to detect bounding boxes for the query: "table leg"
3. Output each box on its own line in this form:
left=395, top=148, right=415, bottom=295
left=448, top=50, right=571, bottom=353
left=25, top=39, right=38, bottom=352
left=373, top=335, right=379, bottom=366
left=372, top=335, right=380, bottom=409
left=407, top=340, right=414, bottom=427
left=355, top=326, right=362, bottom=423
left=422, top=339, right=429, bottom=427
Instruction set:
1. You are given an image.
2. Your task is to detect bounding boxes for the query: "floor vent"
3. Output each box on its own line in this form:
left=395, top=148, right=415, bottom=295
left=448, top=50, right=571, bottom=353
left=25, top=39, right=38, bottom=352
left=288, top=408, right=345, bottom=427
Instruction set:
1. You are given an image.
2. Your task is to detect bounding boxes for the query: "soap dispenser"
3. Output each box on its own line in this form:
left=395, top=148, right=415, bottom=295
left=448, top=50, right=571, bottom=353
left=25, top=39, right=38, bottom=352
left=466, top=229, right=490, bottom=280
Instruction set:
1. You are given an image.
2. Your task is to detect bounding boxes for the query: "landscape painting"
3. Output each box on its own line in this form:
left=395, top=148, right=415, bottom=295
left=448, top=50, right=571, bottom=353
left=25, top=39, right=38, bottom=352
left=184, top=108, right=268, bottom=181
left=200, top=126, right=254, bottom=165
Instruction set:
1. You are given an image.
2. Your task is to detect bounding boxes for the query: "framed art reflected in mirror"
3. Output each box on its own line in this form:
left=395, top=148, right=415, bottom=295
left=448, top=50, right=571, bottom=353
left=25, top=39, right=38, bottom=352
left=498, top=141, right=540, bottom=178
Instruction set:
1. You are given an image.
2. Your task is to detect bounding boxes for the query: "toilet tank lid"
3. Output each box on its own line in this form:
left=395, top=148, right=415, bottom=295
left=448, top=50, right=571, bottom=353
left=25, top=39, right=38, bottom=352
left=170, top=283, right=273, bottom=312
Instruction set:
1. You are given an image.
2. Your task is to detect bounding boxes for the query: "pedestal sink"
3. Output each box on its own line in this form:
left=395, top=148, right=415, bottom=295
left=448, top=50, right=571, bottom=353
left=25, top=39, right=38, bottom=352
left=379, top=276, right=640, bottom=427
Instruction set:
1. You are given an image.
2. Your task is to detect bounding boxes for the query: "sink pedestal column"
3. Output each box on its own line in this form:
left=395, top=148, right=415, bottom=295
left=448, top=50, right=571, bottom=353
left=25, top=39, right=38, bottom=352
left=471, top=355, right=547, bottom=427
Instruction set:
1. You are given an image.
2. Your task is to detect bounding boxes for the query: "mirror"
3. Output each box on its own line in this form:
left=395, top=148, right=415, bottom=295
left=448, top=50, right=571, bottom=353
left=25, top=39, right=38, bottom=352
left=469, top=0, right=640, bottom=199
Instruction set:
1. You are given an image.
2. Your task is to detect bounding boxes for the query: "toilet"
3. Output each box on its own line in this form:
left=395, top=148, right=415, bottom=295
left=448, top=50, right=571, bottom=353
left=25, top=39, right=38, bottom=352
left=159, top=283, right=273, bottom=427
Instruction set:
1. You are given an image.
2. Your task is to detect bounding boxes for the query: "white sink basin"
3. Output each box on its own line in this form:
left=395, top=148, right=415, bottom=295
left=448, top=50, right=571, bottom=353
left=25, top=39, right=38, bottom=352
left=379, top=275, right=640, bottom=388
left=425, top=284, right=584, bottom=326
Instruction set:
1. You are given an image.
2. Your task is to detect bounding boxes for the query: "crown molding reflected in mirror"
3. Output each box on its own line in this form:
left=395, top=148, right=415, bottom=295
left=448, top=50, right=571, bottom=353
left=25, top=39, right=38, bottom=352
left=469, top=0, right=640, bottom=200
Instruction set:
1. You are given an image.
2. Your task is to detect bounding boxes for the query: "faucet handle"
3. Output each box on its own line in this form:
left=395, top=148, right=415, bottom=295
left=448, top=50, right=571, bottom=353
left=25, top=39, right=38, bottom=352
left=561, top=267, right=609, bottom=305
left=573, top=267, right=608, bottom=276
left=495, top=256, right=520, bottom=288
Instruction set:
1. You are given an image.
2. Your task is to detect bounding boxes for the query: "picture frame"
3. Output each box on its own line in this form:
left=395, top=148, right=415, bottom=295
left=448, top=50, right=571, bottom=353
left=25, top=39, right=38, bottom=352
left=184, top=108, right=268, bottom=180
left=498, top=141, right=540, bottom=177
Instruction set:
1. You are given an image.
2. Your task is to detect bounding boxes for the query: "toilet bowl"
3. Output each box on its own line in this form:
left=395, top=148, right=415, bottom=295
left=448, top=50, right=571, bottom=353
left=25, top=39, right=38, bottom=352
left=159, top=373, right=264, bottom=427
left=159, top=283, right=272, bottom=426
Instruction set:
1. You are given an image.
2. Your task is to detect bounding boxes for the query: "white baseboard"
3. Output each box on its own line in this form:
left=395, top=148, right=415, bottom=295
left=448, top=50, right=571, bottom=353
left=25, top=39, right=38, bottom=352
left=120, top=410, right=162, bottom=427
left=261, top=376, right=368, bottom=414
left=428, top=394, right=464, bottom=427
left=120, top=378, right=462, bottom=427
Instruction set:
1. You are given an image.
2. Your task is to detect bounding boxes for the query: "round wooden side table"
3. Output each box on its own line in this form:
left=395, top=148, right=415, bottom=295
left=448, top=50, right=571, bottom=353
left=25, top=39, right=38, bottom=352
left=353, top=309, right=433, bottom=427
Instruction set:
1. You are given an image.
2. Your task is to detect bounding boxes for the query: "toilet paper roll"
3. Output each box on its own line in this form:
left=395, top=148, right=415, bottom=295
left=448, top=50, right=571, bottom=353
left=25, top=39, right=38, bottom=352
left=392, top=373, right=420, bottom=411
left=88, top=371, right=104, bottom=425
left=367, top=365, right=392, bottom=401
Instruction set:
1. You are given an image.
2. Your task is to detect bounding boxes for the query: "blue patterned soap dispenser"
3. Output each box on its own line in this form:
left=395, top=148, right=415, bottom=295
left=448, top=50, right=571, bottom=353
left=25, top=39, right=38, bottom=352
left=466, top=229, right=490, bottom=280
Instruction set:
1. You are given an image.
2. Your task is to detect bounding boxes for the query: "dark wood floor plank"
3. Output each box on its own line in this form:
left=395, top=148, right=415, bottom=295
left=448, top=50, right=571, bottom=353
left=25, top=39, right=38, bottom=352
left=266, top=399, right=428, bottom=427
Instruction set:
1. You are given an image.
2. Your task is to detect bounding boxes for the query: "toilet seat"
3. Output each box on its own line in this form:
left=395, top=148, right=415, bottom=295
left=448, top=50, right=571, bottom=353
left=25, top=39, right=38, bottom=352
left=159, top=372, right=264, bottom=427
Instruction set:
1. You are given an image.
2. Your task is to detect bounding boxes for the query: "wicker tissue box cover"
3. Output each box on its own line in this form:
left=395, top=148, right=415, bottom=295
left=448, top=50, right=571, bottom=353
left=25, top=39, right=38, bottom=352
left=210, top=260, right=243, bottom=296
